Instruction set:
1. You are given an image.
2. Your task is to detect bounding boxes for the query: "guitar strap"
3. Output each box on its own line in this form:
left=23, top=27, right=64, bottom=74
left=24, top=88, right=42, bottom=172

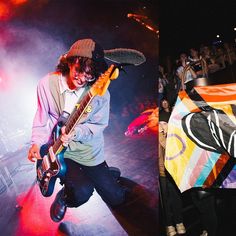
left=60, top=85, right=91, bottom=124
left=49, top=73, right=91, bottom=126
left=49, top=73, right=65, bottom=115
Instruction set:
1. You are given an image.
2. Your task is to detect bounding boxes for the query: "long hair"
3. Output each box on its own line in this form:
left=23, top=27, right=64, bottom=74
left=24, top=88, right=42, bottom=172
left=56, top=54, right=108, bottom=85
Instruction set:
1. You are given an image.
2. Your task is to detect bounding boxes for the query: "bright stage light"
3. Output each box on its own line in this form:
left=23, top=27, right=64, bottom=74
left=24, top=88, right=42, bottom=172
left=0, top=2, right=10, bottom=20
left=11, top=0, right=28, bottom=5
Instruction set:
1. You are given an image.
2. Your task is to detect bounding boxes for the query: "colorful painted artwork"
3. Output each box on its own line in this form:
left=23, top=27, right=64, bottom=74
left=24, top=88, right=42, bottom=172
left=165, top=84, right=236, bottom=192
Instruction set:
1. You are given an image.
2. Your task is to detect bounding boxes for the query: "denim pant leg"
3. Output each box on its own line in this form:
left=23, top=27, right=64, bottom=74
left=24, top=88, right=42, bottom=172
left=82, top=162, right=126, bottom=206
left=63, top=158, right=95, bottom=208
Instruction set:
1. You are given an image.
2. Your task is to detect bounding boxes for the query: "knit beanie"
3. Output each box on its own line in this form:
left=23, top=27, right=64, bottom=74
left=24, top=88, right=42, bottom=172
left=66, top=39, right=104, bottom=60
left=62, top=38, right=146, bottom=66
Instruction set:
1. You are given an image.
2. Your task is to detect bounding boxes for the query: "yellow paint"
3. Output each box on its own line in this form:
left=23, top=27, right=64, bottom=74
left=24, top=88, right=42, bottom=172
left=165, top=124, right=196, bottom=186
left=86, top=105, right=92, bottom=113
left=209, top=103, right=236, bottom=124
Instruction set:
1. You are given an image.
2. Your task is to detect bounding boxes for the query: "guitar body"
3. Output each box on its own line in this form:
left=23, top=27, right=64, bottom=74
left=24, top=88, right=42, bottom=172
left=36, top=126, right=67, bottom=197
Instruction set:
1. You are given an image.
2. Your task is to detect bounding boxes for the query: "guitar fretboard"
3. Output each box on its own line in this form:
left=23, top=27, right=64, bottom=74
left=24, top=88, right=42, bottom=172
left=52, top=91, right=94, bottom=154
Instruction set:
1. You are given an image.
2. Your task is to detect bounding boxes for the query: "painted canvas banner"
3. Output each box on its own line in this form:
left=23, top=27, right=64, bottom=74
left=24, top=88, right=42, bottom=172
left=165, top=83, right=236, bottom=192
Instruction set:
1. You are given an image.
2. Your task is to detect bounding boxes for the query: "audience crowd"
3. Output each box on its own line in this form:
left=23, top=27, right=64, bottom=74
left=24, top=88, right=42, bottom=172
left=159, top=41, right=236, bottom=108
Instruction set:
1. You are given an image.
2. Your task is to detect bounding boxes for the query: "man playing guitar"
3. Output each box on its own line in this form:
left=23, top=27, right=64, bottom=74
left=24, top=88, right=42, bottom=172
left=27, top=38, right=126, bottom=222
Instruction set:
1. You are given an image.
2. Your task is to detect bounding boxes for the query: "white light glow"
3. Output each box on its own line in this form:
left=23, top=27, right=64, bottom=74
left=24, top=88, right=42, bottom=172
left=0, top=25, right=67, bottom=152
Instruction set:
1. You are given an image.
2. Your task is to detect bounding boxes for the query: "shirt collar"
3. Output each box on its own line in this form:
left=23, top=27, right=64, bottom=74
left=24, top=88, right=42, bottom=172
left=59, top=74, right=84, bottom=96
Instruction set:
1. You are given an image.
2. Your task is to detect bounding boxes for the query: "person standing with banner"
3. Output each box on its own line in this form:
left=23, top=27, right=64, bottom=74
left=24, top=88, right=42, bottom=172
left=159, top=99, right=186, bottom=236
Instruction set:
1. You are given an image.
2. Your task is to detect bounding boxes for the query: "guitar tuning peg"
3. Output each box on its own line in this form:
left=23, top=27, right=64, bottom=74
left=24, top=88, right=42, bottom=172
left=119, top=66, right=127, bottom=74
left=116, top=63, right=134, bottom=74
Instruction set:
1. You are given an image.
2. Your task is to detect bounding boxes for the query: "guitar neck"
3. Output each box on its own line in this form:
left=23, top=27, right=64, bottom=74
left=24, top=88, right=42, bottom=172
left=52, top=91, right=94, bottom=154
left=65, top=91, right=94, bottom=134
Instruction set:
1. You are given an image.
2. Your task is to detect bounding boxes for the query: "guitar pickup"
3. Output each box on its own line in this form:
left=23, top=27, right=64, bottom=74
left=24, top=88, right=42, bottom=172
left=49, top=146, right=56, bottom=162
left=37, top=168, right=43, bottom=181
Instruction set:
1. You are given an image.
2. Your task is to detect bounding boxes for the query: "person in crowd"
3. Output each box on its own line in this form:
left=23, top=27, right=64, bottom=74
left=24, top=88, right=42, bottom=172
left=215, top=47, right=226, bottom=69
left=159, top=99, right=186, bottom=236
left=158, top=65, right=169, bottom=106
left=188, top=48, right=208, bottom=78
left=223, top=43, right=236, bottom=66
left=201, top=46, right=221, bottom=74
left=176, top=52, right=197, bottom=90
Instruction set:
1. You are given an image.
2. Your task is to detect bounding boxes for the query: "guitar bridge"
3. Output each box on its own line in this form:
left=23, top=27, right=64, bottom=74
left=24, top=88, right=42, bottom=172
left=37, top=167, right=43, bottom=181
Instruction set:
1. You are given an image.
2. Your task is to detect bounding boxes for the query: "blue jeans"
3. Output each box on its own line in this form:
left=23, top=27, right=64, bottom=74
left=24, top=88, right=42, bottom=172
left=63, top=158, right=125, bottom=207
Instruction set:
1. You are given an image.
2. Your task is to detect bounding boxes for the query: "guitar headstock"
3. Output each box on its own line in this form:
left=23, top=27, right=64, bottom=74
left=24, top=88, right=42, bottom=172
left=90, top=64, right=119, bottom=96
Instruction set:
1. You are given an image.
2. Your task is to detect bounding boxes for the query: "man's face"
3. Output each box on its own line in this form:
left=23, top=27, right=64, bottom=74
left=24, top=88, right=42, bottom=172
left=67, top=57, right=93, bottom=90
left=180, top=53, right=187, bottom=61
left=190, top=49, right=198, bottom=57
left=162, top=100, right=169, bottom=109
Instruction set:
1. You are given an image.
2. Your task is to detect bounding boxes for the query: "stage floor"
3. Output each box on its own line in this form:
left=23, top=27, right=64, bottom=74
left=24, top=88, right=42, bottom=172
left=0, top=128, right=159, bottom=236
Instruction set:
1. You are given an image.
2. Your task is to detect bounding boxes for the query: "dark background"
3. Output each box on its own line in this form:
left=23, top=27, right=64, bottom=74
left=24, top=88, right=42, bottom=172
left=159, top=0, right=236, bottom=61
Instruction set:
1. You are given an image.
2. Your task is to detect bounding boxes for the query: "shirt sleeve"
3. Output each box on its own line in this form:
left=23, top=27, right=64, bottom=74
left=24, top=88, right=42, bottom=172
left=73, top=90, right=110, bottom=142
left=176, top=66, right=183, bottom=76
left=31, top=76, right=51, bottom=146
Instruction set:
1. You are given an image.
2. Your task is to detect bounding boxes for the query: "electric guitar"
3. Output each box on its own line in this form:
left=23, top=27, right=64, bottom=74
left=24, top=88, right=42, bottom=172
left=36, top=64, right=119, bottom=197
